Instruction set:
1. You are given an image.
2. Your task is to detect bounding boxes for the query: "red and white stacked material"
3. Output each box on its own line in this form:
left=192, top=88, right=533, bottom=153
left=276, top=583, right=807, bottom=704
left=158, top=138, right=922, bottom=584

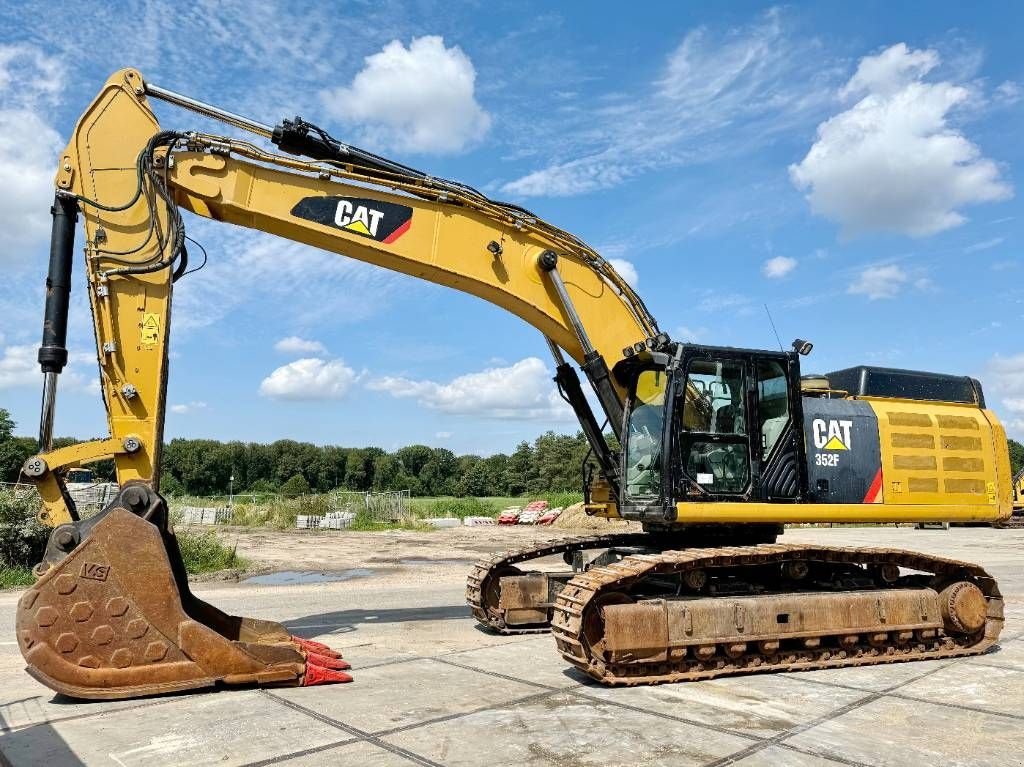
left=536, top=507, right=563, bottom=525
left=517, top=500, right=550, bottom=525
left=517, top=508, right=542, bottom=524
left=497, top=506, right=522, bottom=525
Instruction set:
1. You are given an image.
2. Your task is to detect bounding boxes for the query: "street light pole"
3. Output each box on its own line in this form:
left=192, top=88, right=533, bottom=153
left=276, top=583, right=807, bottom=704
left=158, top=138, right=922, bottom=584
left=229, top=474, right=234, bottom=509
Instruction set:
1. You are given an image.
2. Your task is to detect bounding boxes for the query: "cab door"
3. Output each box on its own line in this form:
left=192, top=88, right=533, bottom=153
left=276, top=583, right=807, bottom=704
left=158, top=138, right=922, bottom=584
left=674, top=354, right=752, bottom=497
left=751, top=355, right=803, bottom=499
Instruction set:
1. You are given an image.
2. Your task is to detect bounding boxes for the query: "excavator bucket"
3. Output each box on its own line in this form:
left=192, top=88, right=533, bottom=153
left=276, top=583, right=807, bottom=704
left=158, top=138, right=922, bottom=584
left=17, top=485, right=350, bottom=699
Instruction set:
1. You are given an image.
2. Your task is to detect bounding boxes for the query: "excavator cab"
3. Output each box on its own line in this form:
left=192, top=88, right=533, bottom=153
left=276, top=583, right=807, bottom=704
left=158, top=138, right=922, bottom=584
left=619, top=344, right=804, bottom=520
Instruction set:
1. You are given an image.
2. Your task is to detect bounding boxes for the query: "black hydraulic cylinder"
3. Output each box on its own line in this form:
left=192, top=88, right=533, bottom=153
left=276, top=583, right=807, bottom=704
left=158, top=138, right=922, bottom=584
left=581, top=351, right=624, bottom=442
left=553, top=362, right=619, bottom=494
left=38, top=193, right=77, bottom=375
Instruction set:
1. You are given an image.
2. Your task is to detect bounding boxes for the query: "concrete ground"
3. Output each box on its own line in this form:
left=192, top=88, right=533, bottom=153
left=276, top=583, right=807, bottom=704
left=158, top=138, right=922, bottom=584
left=1, top=525, right=1022, bottom=767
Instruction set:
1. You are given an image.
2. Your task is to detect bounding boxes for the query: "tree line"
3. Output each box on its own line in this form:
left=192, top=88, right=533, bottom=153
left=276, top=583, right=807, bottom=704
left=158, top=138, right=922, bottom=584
left=3, top=407, right=1023, bottom=499
left=0, top=408, right=591, bottom=497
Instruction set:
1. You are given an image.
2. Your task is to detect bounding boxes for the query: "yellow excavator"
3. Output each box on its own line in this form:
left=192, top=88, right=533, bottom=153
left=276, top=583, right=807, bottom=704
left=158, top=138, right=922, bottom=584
left=16, top=69, right=1013, bottom=699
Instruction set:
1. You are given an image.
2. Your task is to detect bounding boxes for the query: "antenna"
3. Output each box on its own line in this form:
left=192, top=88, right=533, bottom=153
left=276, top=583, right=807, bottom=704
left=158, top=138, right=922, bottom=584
left=764, top=304, right=784, bottom=352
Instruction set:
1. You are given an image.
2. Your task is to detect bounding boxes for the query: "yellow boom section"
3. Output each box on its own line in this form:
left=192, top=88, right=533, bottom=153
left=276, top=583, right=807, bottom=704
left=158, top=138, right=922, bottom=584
left=168, top=149, right=648, bottom=369
left=34, top=68, right=652, bottom=525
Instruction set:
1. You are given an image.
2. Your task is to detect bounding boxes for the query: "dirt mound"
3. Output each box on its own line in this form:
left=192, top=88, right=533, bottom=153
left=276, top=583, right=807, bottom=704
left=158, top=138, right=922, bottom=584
left=550, top=503, right=637, bottom=530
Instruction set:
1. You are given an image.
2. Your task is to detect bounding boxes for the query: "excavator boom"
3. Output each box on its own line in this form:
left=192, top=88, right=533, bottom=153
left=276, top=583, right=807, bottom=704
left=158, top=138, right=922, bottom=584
left=28, top=69, right=658, bottom=530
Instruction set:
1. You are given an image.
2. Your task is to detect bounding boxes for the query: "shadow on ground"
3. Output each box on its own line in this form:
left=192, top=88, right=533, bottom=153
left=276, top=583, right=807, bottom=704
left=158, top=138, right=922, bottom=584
left=1, top=705, right=85, bottom=767
left=285, top=604, right=470, bottom=638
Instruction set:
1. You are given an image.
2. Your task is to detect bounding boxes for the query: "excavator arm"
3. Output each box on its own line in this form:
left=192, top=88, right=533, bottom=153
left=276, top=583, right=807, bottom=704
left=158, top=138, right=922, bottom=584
left=15, top=69, right=663, bottom=699
left=27, top=68, right=663, bottom=528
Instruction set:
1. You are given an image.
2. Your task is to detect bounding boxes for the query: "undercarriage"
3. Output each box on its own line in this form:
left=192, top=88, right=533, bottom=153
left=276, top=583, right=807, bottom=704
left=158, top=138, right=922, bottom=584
left=467, top=535, right=1003, bottom=685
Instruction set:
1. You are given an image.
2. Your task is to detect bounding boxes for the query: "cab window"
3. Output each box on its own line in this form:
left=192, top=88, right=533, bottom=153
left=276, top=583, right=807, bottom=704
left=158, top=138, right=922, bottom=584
left=624, top=369, right=666, bottom=498
left=679, top=359, right=749, bottom=494
left=757, top=360, right=790, bottom=459
left=681, top=359, right=746, bottom=435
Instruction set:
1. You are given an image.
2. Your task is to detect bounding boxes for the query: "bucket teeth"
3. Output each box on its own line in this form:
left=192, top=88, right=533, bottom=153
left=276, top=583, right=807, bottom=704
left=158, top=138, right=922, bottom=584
left=306, top=652, right=351, bottom=671
left=292, top=636, right=342, bottom=658
left=17, top=507, right=358, bottom=699
left=303, top=663, right=354, bottom=686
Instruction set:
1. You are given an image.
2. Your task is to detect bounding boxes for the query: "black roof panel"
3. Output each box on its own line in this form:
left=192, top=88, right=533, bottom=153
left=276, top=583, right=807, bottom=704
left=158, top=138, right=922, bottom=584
left=825, top=365, right=984, bottom=406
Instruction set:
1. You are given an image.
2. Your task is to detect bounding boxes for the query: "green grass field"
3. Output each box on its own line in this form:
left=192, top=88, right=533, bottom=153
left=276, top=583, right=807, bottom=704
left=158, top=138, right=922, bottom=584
left=0, top=566, right=34, bottom=588
left=175, top=529, right=247, bottom=574
left=408, top=493, right=583, bottom=519
left=0, top=529, right=245, bottom=589
left=168, top=492, right=584, bottom=529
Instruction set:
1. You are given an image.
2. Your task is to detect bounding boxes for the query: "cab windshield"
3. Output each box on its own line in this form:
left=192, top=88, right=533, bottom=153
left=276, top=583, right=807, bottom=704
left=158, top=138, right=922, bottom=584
left=624, top=368, right=667, bottom=498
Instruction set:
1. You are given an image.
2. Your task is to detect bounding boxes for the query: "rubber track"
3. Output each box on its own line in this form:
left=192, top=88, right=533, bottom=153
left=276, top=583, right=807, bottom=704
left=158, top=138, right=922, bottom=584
left=550, top=544, right=1004, bottom=685
left=466, top=533, right=652, bottom=634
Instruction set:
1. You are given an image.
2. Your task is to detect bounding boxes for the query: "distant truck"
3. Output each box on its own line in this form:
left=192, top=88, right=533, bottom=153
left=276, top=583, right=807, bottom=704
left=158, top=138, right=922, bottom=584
left=64, top=468, right=96, bottom=485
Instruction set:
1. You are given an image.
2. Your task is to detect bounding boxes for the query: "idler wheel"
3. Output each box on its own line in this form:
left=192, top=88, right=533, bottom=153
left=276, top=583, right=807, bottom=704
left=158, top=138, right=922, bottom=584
left=939, top=581, right=987, bottom=635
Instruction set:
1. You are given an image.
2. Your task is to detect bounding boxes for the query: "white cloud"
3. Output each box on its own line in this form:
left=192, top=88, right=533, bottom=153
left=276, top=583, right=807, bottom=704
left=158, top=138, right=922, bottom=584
left=502, top=11, right=836, bottom=197
left=697, top=293, right=751, bottom=312
left=790, top=43, right=1012, bottom=238
left=675, top=325, right=708, bottom=342
left=994, top=80, right=1021, bottom=105
left=986, top=354, right=1024, bottom=435
left=964, top=237, right=1004, bottom=254
left=320, top=36, right=491, bottom=154
left=848, top=265, right=908, bottom=300
left=608, top=258, right=639, bottom=288
left=0, top=45, right=66, bottom=257
left=502, top=161, right=635, bottom=198
left=0, top=44, right=64, bottom=105
left=762, top=256, right=797, bottom=278
left=259, top=358, right=358, bottom=401
left=274, top=336, right=327, bottom=355
left=368, top=357, right=572, bottom=420
left=172, top=228, right=403, bottom=333
left=0, top=344, right=38, bottom=389
left=837, top=43, right=938, bottom=99
left=0, top=343, right=94, bottom=392
left=169, top=401, right=207, bottom=415
left=434, top=431, right=452, bottom=439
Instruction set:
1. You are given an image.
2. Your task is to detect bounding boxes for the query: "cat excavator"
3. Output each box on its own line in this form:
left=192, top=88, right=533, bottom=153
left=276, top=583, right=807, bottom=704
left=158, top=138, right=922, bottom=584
left=16, top=69, right=1013, bottom=699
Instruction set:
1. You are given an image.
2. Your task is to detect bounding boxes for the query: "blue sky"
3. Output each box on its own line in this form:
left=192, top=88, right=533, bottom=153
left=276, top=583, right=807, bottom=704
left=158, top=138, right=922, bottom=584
left=1, top=1, right=1022, bottom=455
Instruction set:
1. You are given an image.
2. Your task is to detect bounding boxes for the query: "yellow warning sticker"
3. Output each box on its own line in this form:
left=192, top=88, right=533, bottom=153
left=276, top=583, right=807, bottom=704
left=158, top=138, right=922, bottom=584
left=141, top=313, right=160, bottom=345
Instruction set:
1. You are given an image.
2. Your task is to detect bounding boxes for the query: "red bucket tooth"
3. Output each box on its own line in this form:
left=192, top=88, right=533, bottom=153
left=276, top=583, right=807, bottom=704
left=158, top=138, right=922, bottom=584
left=307, top=652, right=351, bottom=670
left=292, top=636, right=342, bottom=658
left=303, top=663, right=353, bottom=686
